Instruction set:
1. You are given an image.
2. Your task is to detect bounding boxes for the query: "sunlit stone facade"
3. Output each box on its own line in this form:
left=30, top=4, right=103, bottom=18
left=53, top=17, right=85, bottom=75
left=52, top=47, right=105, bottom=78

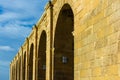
left=10, top=0, right=120, bottom=80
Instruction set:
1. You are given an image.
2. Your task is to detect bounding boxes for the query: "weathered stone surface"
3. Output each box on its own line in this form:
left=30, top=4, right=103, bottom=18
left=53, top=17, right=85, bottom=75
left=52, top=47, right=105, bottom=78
left=95, top=38, right=108, bottom=49
left=10, top=0, right=120, bottom=80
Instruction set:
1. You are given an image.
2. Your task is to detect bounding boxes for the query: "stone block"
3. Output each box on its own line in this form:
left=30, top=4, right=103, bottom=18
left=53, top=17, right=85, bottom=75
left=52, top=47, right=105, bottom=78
left=81, top=28, right=92, bottom=39
left=80, top=69, right=91, bottom=78
left=93, top=17, right=107, bottom=33
left=107, top=43, right=118, bottom=55
left=108, top=31, right=119, bottom=45
left=110, top=54, right=117, bottom=65
left=112, top=19, right=120, bottom=32
left=92, top=67, right=102, bottom=77
left=106, top=65, right=118, bottom=75
left=102, top=55, right=111, bottom=66
left=95, top=38, right=108, bottom=49
left=109, top=9, right=120, bottom=25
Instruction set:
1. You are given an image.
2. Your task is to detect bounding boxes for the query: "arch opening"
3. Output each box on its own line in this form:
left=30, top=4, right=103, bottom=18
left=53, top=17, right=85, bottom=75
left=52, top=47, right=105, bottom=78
left=19, top=58, right=21, bottom=80
left=12, top=65, right=14, bottom=80
left=29, top=44, right=34, bottom=80
left=23, top=52, right=26, bottom=80
left=38, top=31, right=47, bottom=80
left=16, top=61, right=18, bottom=80
left=54, top=4, right=74, bottom=80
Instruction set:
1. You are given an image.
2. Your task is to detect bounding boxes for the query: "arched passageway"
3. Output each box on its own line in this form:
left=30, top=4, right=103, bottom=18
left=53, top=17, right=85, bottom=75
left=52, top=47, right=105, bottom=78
left=23, top=52, right=26, bottom=80
left=29, top=44, right=34, bottom=80
left=16, top=61, right=18, bottom=80
left=38, top=31, right=47, bottom=80
left=12, top=65, right=14, bottom=80
left=54, top=4, right=74, bottom=80
left=13, top=64, right=15, bottom=80
left=19, top=58, right=21, bottom=80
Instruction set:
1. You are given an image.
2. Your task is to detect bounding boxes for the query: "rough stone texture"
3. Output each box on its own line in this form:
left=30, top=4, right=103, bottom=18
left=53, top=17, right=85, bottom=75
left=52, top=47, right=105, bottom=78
left=10, top=0, right=120, bottom=80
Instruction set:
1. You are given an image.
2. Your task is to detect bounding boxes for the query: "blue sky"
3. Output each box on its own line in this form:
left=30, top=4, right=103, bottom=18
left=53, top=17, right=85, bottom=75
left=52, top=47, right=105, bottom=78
left=0, top=0, right=48, bottom=80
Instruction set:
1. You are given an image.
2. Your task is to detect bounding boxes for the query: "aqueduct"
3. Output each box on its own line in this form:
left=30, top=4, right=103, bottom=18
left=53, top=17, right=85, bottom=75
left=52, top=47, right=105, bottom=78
left=10, top=0, right=120, bottom=80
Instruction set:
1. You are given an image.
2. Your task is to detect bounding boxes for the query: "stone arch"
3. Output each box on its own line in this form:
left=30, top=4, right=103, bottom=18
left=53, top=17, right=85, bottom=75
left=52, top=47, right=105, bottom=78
left=29, top=44, right=34, bottom=80
left=14, top=65, right=16, bottom=80
left=12, top=65, right=14, bottom=80
left=23, top=52, right=26, bottom=80
left=54, top=3, right=74, bottom=80
left=38, top=30, right=47, bottom=80
left=16, top=60, right=18, bottom=80
left=19, top=57, right=21, bottom=80
left=53, top=1, right=75, bottom=29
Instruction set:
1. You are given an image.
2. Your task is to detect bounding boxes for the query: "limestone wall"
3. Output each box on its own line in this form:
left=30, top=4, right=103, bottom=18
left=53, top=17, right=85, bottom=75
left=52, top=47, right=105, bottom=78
left=10, top=0, right=120, bottom=80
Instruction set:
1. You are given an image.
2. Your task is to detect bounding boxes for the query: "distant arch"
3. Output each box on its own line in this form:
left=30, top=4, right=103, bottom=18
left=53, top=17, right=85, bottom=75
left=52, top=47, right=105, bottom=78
left=23, top=52, right=26, bottom=80
left=19, top=57, right=21, bottom=80
left=38, top=31, right=47, bottom=80
left=16, top=61, right=18, bottom=80
left=29, top=44, right=34, bottom=80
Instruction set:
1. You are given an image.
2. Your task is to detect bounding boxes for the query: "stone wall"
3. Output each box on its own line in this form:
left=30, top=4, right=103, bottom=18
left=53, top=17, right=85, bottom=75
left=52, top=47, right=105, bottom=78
left=10, top=0, right=120, bottom=80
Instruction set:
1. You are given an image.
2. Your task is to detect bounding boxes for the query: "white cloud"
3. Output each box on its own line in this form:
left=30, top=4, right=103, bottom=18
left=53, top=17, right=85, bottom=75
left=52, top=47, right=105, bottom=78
left=0, top=0, right=48, bottom=23
left=0, top=46, right=14, bottom=51
left=0, top=0, right=47, bottom=39
left=0, top=23, right=32, bottom=39
left=0, top=12, right=20, bottom=22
